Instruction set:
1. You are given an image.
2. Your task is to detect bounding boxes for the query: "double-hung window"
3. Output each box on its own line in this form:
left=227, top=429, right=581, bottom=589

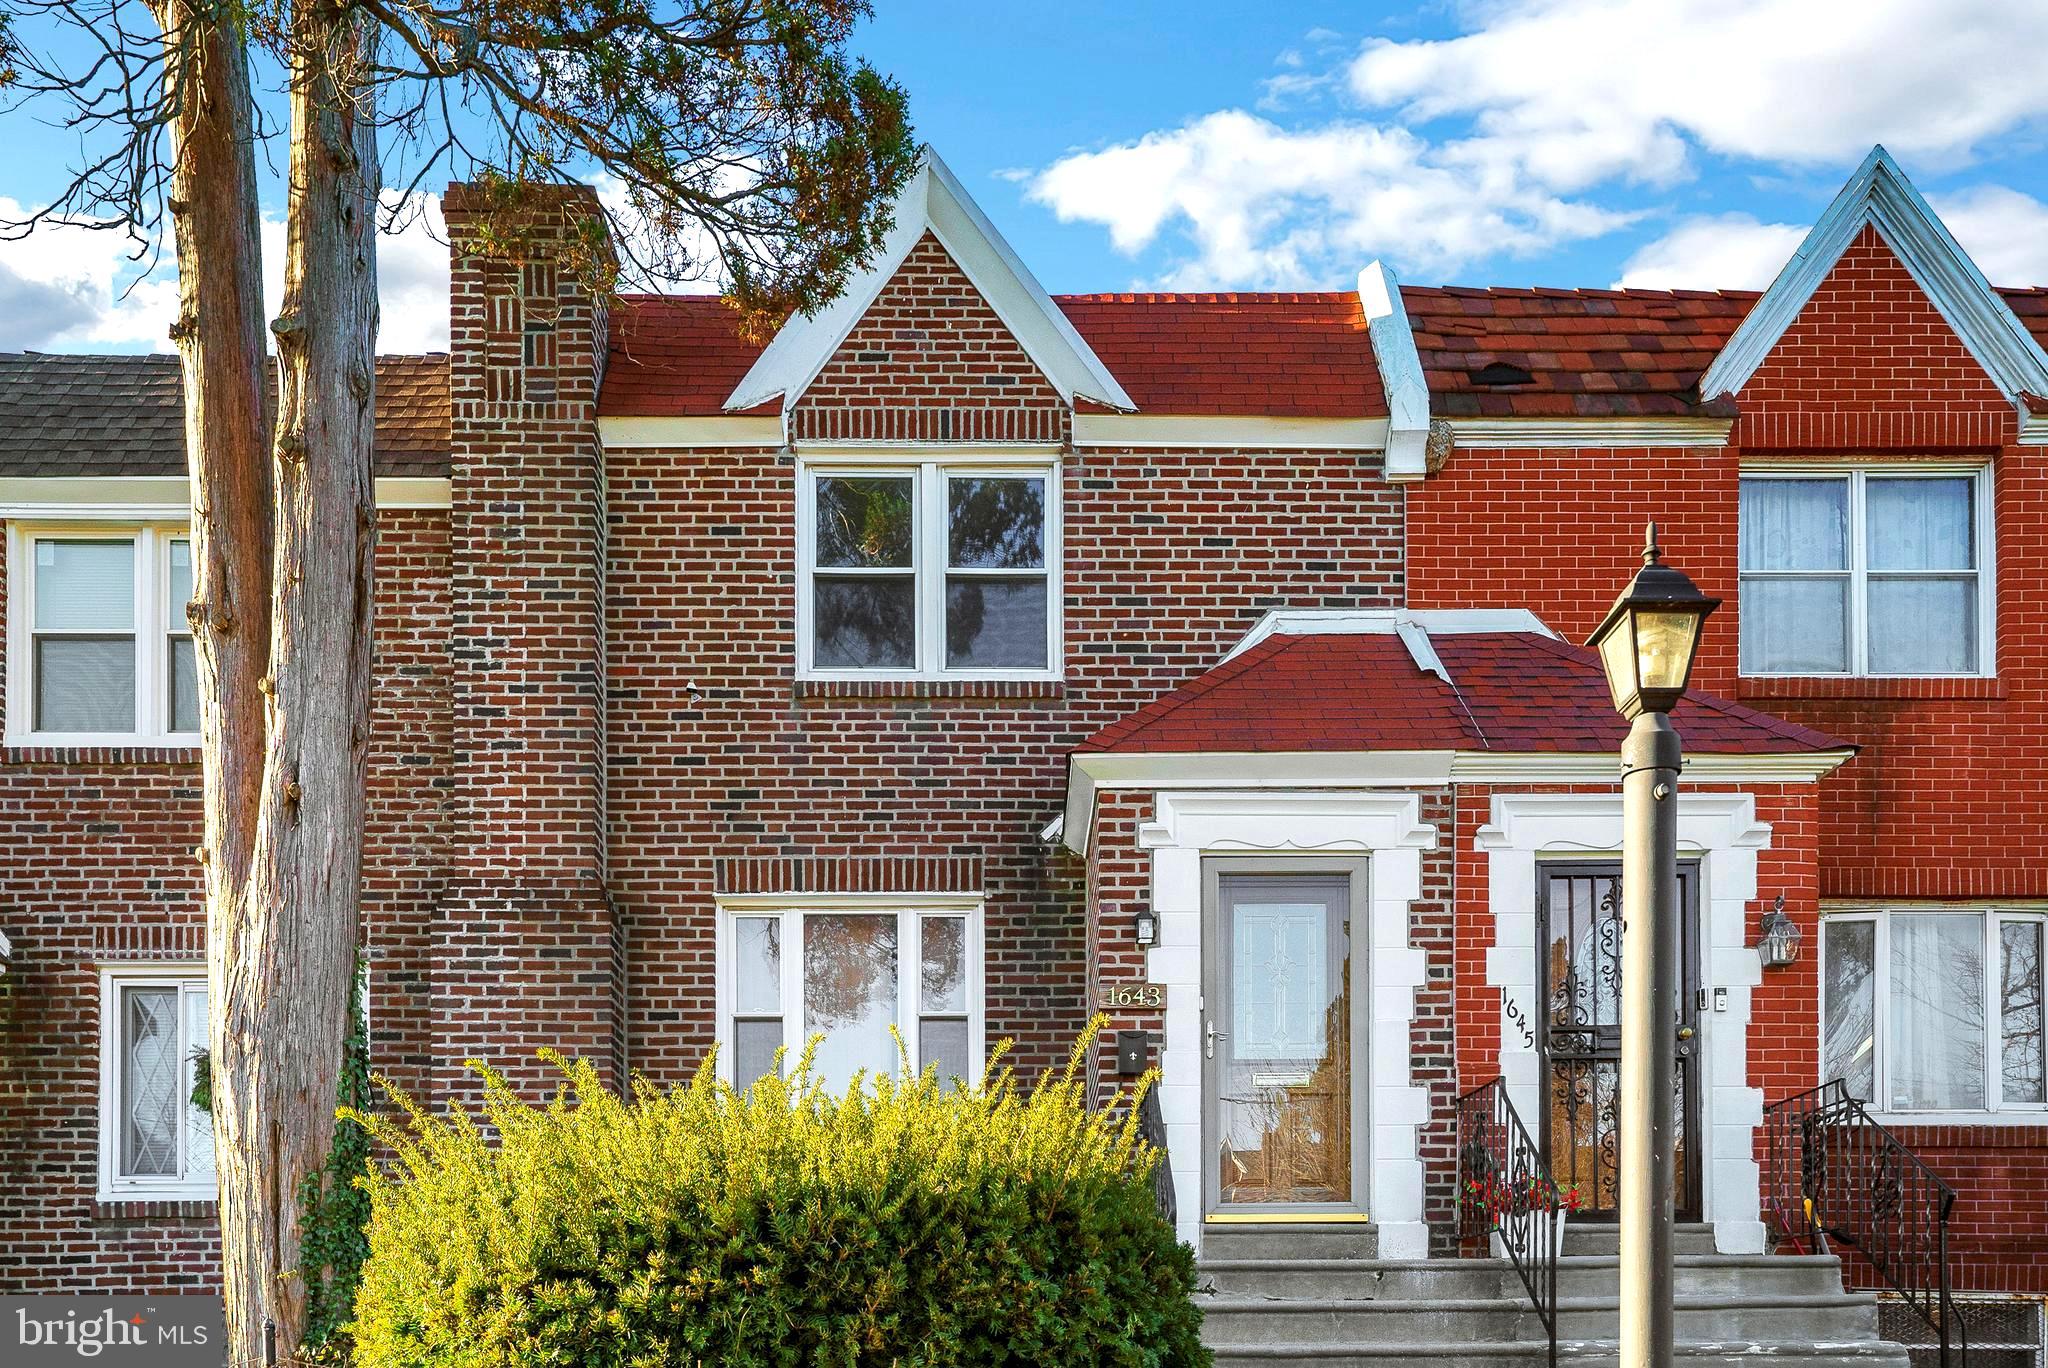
left=1739, top=469, right=1992, bottom=676
left=98, top=968, right=215, bottom=1200
left=722, top=901, right=983, bottom=1093
left=8, top=525, right=198, bottom=744
left=799, top=461, right=1058, bottom=678
left=1822, top=909, right=2046, bottom=1115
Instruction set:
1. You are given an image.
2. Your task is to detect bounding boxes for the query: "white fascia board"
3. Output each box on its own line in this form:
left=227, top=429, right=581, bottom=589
left=1700, top=145, right=2048, bottom=412
left=1222, top=607, right=1556, bottom=663
left=599, top=415, right=785, bottom=449
left=0, top=475, right=450, bottom=516
left=1071, top=414, right=1388, bottom=450
left=2020, top=413, right=2048, bottom=447
left=1447, top=417, right=1733, bottom=449
left=1061, top=745, right=1854, bottom=854
left=1360, top=261, right=1431, bottom=482
left=723, top=150, right=1135, bottom=416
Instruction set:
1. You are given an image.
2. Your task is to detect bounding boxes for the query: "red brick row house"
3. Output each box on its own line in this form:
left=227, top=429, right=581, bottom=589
left=1, top=147, right=2044, bottom=1347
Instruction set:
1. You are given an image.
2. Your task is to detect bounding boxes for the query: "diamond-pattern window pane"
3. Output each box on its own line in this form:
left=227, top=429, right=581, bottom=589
left=122, top=987, right=180, bottom=1177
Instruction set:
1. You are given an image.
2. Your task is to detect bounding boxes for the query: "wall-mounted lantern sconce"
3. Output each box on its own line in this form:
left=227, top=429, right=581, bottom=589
left=1758, top=893, right=1802, bottom=969
left=1131, top=905, right=1159, bottom=947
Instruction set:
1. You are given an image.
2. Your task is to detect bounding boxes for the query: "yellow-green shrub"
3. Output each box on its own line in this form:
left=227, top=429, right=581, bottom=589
left=348, top=1033, right=1207, bottom=1368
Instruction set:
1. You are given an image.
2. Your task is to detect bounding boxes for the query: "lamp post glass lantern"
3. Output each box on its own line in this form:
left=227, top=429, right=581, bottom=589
left=1587, top=523, right=1717, bottom=1368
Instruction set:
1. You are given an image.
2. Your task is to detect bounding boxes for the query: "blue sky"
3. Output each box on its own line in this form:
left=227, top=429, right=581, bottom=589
left=8, top=0, right=2048, bottom=352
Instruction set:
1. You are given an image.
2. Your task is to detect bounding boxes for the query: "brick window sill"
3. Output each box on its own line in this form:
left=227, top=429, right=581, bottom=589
left=5, top=745, right=201, bottom=767
left=795, top=678, right=1066, bottom=701
left=1877, top=1120, right=2048, bottom=1149
left=92, top=1197, right=218, bottom=1222
left=1736, top=675, right=2007, bottom=703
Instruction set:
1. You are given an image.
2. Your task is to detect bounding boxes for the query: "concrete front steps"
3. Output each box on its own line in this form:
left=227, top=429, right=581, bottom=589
left=1197, top=1222, right=1909, bottom=1368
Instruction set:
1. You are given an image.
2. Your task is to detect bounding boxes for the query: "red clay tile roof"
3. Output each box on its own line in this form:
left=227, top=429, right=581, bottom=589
left=601, top=295, right=773, bottom=417
left=1055, top=293, right=1384, bottom=417
left=1079, top=630, right=1846, bottom=757
left=0, top=352, right=449, bottom=477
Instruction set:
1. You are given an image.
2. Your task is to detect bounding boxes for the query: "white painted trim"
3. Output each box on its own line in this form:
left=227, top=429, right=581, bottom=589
left=1135, top=790, right=1439, bottom=1254
left=2021, top=414, right=2048, bottom=447
left=6, top=521, right=201, bottom=749
left=1360, top=262, right=1431, bottom=482
left=1071, top=414, right=1388, bottom=451
left=726, top=152, right=1134, bottom=415
left=1446, top=417, right=1733, bottom=449
left=1223, top=607, right=1557, bottom=663
left=97, top=964, right=215, bottom=1203
left=1062, top=749, right=1853, bottom=856
left=598, top=415, right=784, bottom=449
left=1476, top=792, right=1773, bottom=1255
left=794, top=455, right=1063, bottom=683
left=795, top=443, right=1062, bottom=464
left=0, top=926, right=13, bottom=966
left=1700, top=146, right=2048, bottom=412
left=0, top=476, right=453, bottom=513
left=710, top=897, right=987, bottom=1091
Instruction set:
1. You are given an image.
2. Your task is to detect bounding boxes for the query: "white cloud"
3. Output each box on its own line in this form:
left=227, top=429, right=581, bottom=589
left=1350, top=0, right=2048, bottom=190
left=1, top=191, right=452, bottom=354
left=1614, top=187, right=2048, bottom=292
left=1028, top=110, right=1632, bottom=289
left=1613, top=214, right=1806, bottom=290
left=1930, top=185, right=2048, bottom=287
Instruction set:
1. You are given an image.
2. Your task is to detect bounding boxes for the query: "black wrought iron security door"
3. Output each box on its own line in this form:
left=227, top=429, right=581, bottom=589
left=1538, top=862, right=1701, bottom=1221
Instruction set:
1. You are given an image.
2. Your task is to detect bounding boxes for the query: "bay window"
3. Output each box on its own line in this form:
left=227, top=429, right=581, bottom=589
left=1822, top=909, right=2046, bottom=1114
left=799, top=460, right=1058, bottom=678
left=8, top=525, right=198, bottom=744
left=1739, top=469, right=1991, bottom=676
left=98, top=968, right=215, bottom=1199
left=721, top=901, right=983, bottom=1093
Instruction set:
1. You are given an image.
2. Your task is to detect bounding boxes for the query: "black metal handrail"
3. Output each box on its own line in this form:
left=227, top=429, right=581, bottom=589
left=1764, top=1080, right=1966, bottom=1368
left=1458, top=1077, right=1562, bottom=1368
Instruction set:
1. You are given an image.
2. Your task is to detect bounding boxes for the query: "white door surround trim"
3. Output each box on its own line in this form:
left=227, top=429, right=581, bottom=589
left=1475, top=792, right=1773, bottom=1255
left=1135, top=790, right=1439, bottom=1256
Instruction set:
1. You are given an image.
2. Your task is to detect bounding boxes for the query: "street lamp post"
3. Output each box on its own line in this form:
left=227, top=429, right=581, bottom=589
left=1587, top=524, right=1720, bottom=1368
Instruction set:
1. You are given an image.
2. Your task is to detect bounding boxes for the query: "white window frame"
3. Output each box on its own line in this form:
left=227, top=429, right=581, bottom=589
left=794, top=454, right=1062, bottom=681
left=1738, top=464, right=1996, bottom=678
left=1820, top=905, right=2048, bottom=1121
left=97, top=963, right=215, bottom=1201
left=713, top=893, right=987, bottom=1088
left=5, top=521, right=200, bottom=747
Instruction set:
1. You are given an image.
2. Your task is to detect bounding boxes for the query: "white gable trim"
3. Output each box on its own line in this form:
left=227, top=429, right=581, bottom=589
left=1222, top=608, right=1558, bottom=663
left=725, top=151, right=1134, bottom=416
left=1700, top=146, right=2048, bottom=412
left=1360, top=262, right=1431, bottom=482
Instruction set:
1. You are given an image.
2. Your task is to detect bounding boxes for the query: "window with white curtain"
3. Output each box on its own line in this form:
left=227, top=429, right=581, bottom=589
left=98, top=968, right=215, bottom=1199
left=1739, top=470, right=1991, bottom=677
left=1822, top=909, right=2046, bottom=1115
left=721, top=902, right=982, bottom=1093
left=798, top=461, right=1059, bottom=679
left=8, top=525, right=198, bottom=743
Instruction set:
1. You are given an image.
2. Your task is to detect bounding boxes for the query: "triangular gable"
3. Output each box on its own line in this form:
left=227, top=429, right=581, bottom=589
left=725, top=150, right=1135, bottom=415
left=1700, top=146, right=2048, bottom=414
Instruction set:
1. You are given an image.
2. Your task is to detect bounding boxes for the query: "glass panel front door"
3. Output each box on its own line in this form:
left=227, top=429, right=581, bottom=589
left=1209, top=873, right=1355, bottom=1209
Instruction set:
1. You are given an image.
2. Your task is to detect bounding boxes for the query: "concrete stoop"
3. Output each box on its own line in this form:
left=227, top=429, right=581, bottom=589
left=1196, top=1223, right=1912, bottom=1368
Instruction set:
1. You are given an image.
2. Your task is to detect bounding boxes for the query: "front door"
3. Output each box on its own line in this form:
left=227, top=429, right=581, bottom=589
left=1538, top=862, right=1702, bottom=1221
left=1204, top=864, right=1365, bottom=1215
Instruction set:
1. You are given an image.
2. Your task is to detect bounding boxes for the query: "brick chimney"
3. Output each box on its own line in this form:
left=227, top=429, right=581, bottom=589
left=433, top=183, right=621, bottom=1095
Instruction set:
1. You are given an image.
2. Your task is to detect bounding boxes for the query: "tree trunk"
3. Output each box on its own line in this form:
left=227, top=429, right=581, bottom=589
left=208, top=3, right=380, bottom=1362
left=147, top=4, right=278, bottom=1363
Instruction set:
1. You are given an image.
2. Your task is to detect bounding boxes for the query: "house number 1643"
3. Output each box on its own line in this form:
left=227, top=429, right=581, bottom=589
left=1101, top=982, right=1165, bottom=1009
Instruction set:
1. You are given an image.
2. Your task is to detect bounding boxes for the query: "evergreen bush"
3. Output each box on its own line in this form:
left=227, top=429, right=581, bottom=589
left=348, top=1031, right=1207, bottom=1368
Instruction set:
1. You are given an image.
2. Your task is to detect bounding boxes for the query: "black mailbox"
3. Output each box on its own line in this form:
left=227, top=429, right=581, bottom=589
left=1115, top=1030, right=1152, bottom=1077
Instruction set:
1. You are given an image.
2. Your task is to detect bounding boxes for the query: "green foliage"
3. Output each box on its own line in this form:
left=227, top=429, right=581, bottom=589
left=348, top=1030, right=1207, bottom=1368
left=299, top=960, right=374, bottom=1361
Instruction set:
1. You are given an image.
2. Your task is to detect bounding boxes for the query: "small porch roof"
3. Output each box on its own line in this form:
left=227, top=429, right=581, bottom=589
left=1061, top=611, right=1854, bottom=855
